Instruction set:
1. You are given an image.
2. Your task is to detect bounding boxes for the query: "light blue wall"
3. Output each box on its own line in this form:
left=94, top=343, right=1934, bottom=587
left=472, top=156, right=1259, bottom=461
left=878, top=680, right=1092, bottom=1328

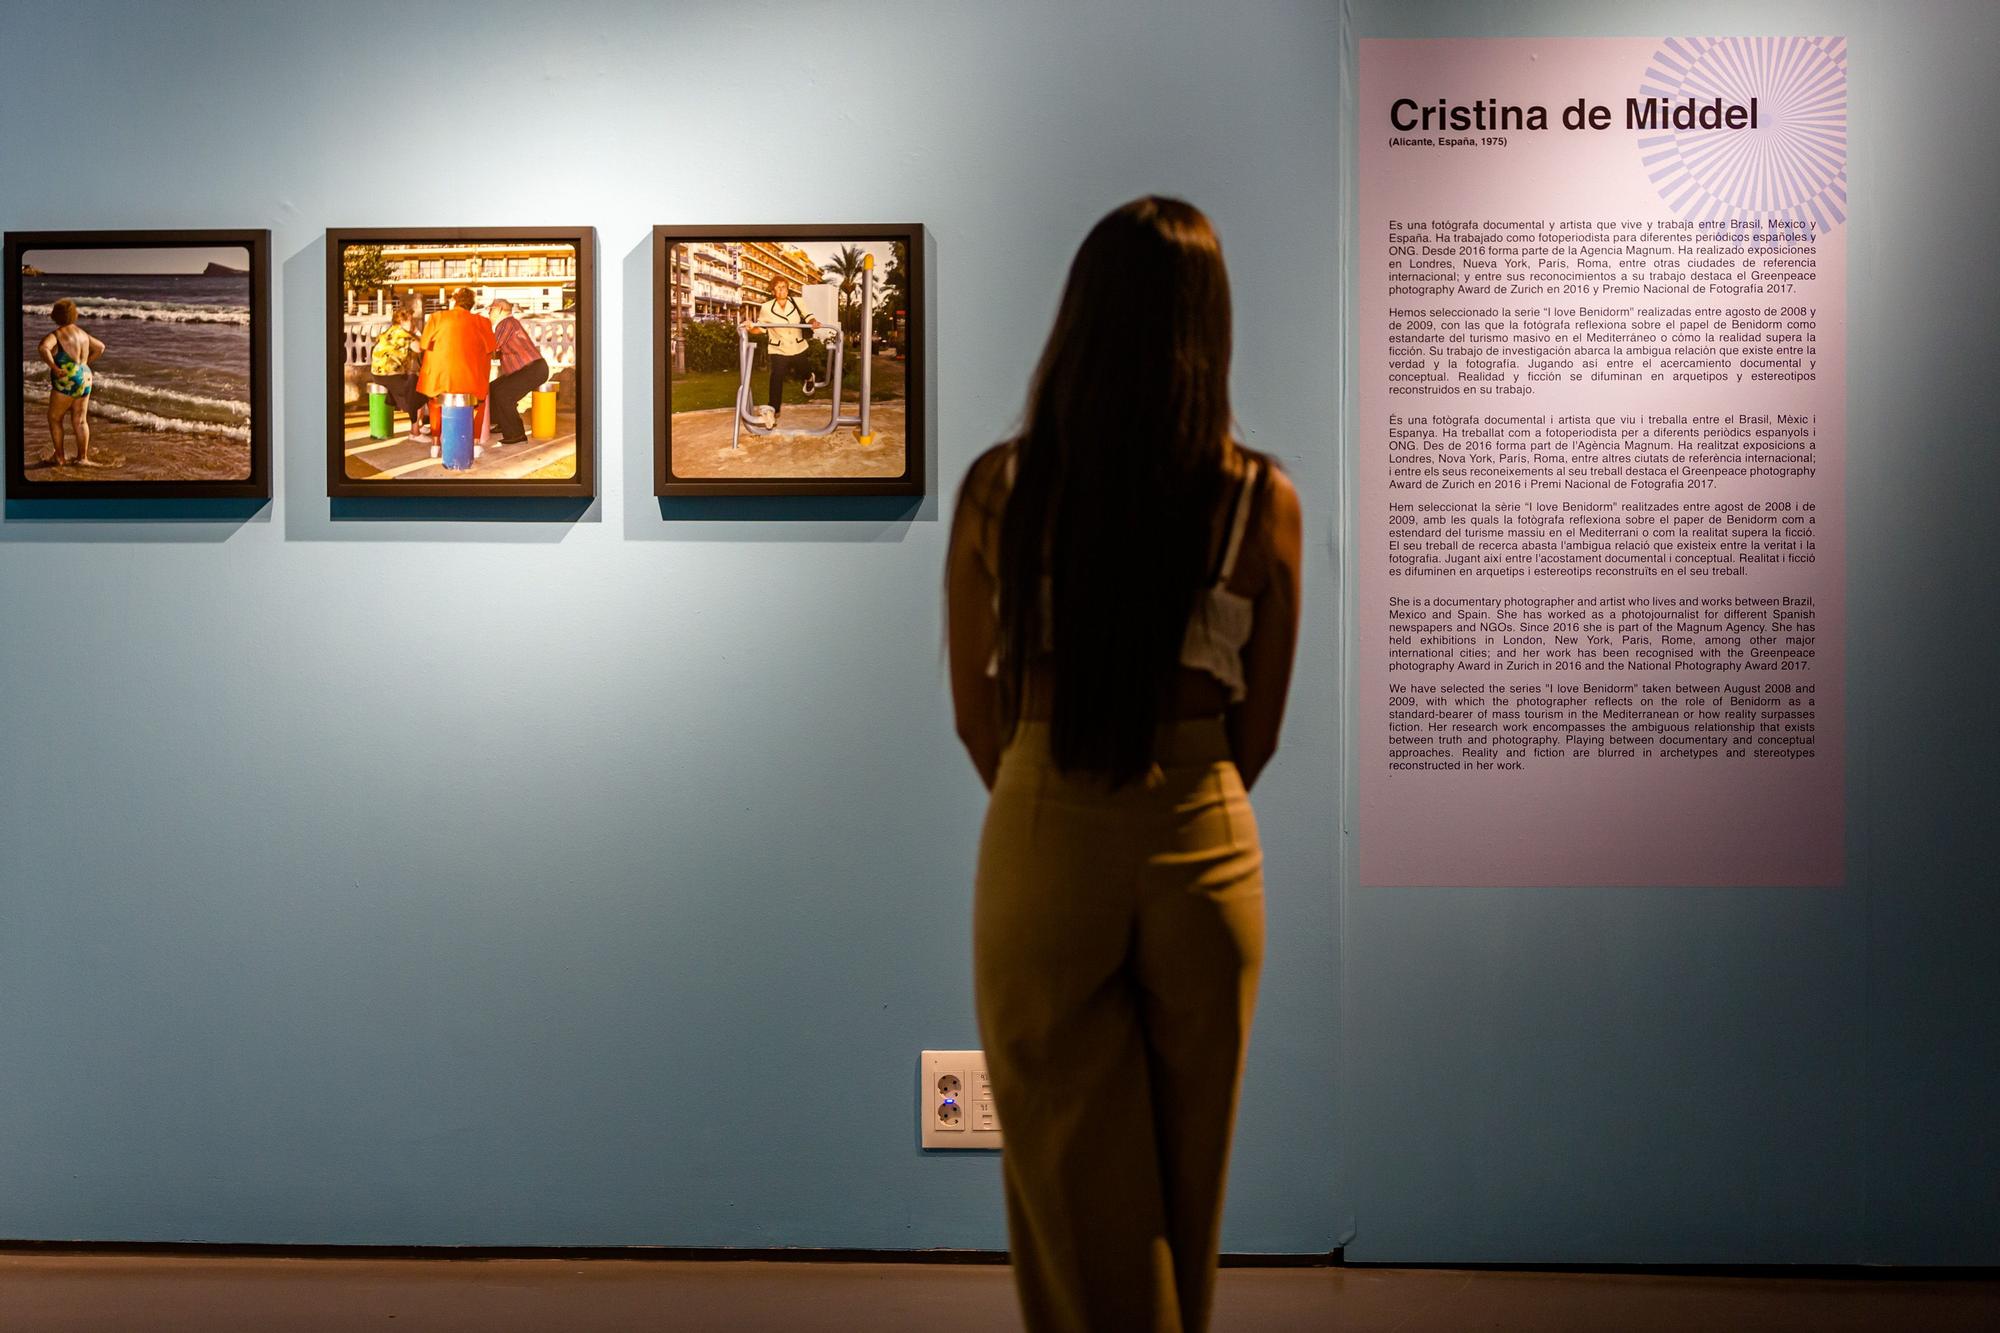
left=0, top=1, right=1341, bottom=1249
left=1342, top=0, right=2000, bottom=1264
left=8, top=0, right=1989, bottom=1267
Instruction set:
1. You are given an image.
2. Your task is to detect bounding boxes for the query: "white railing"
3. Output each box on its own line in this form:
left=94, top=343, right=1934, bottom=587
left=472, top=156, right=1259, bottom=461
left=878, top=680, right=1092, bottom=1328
left=343, top=311, right=578, bottom=370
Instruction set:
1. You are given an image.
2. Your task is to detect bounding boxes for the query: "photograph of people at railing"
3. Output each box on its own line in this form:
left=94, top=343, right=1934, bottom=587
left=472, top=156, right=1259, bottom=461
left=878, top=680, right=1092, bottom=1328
left=337, top=239, right=580, bottom=482
left=657, top=228, right=920, bottom=494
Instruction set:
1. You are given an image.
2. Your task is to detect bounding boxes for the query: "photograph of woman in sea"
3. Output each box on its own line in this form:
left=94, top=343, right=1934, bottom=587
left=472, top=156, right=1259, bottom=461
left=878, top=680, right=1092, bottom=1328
left=12, top=242, right=259, bottom=485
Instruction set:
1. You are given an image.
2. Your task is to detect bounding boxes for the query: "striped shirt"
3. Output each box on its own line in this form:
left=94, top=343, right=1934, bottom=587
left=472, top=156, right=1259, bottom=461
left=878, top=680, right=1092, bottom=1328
left=493, top=316, right=545, bottom=377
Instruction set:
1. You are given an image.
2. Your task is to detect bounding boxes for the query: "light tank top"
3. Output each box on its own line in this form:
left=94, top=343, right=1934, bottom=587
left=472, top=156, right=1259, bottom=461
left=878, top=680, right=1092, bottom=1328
left=985, top=451, right=1262, bottom=703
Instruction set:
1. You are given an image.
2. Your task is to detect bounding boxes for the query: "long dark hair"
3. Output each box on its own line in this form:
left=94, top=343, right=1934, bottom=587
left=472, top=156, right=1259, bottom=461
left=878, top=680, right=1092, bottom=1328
left=996, top=196, right=1236, bottom=785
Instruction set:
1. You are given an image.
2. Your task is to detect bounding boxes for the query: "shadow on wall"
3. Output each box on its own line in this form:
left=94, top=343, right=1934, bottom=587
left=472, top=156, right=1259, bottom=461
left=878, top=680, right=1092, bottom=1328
left=1, top=496, right=268, bottom=543
left=657, top=495, right=922, bottom=525
left=329, top=496, right=597, bottom=524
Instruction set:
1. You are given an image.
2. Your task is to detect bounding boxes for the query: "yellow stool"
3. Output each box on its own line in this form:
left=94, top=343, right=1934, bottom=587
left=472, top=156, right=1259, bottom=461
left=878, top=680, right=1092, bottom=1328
left=531, top=382, right=558, bottom=440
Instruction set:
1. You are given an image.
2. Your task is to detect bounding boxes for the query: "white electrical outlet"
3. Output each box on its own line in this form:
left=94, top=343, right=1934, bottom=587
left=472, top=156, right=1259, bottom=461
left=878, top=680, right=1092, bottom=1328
left=921, top=1050, right=1003, bottom=1150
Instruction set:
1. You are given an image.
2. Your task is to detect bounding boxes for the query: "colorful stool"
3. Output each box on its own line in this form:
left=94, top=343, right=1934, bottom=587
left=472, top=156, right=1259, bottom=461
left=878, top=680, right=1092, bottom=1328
left=440, top=393, right=477, bottom=470
left=531, top=382, right=559, bottom=441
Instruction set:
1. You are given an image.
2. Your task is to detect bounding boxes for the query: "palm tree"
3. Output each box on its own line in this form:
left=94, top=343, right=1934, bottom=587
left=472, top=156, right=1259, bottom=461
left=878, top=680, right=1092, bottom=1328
left=823, top=244, right=868, bottom=334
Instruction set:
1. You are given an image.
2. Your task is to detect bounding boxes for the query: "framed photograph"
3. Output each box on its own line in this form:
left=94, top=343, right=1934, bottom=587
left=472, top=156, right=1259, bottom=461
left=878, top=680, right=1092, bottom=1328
left=326, top=227, right=594, bottom=499
left=6, top=229, right=270, bottom=500
left=653, top=225, right=924, bottom=497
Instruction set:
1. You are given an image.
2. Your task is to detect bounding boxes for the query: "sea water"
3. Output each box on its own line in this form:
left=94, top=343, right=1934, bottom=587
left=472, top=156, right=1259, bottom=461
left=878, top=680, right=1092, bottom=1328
left=19, top=271, right=253, bottom=479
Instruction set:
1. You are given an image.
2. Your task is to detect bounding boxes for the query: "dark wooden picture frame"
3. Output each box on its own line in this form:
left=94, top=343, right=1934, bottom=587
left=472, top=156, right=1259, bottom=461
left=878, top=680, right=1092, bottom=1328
left=653, top=224, right=925, bottom=498
left=5, top=228, right=271, bottom=501
left=326, top=226, right=596, bottom=499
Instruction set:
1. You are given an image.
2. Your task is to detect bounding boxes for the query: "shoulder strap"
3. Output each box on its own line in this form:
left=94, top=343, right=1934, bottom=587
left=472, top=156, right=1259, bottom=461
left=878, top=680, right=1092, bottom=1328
left=1217, top=459, right=1262, bottom=582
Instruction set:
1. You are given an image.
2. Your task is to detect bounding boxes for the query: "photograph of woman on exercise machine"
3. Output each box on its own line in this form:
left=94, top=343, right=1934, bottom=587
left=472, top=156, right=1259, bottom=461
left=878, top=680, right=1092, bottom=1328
left=654, top=224, right=924, bottom=497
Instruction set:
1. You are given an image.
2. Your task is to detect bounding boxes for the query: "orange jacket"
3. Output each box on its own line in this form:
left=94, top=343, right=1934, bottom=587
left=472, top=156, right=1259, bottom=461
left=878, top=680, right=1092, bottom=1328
left=416, top=307, right=498, bottom=398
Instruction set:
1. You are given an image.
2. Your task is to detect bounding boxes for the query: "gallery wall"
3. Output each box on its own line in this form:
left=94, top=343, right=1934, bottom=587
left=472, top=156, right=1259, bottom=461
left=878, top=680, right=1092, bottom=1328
left=1342, top=0, right=2000, bottom=1263
left=0, top=1, right=1341, bottom=1249
left=5, top=0, right=1991, bottom=1267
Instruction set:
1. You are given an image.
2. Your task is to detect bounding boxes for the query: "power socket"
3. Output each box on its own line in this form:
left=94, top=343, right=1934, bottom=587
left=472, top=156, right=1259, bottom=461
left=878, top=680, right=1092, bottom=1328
left=920, top=1050, right=1003, bottom=1150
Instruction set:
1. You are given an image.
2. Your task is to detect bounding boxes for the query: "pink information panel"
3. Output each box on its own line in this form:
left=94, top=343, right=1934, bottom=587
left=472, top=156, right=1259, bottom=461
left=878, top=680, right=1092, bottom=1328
left=1358, top=38, right=1847, bottom=886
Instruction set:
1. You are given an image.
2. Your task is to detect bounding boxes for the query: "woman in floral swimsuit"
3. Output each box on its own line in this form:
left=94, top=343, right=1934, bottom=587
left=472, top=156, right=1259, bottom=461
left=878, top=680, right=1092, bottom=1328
left=40, top=298, right=106, bottom=467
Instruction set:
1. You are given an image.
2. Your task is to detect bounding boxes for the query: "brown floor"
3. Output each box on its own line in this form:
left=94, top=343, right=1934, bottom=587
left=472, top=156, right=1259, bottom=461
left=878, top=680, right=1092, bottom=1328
left=1, top=1254, right=1995, bottom=1331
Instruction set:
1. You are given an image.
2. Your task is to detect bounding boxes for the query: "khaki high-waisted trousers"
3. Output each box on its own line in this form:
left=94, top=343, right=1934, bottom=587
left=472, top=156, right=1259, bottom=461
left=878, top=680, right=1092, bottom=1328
left=973, top=718, right=1265, bottom=1333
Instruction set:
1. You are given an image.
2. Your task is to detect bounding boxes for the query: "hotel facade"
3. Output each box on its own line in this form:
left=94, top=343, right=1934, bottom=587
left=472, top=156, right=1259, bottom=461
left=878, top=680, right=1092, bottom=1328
left=348, top=243, right=579, bottom=315
left=666, top=241, right=825, bottom=366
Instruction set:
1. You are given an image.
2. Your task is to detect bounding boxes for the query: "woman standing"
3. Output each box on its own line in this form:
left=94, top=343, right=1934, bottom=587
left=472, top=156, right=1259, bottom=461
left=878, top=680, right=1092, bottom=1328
left=946, top=197, right=1303, bottom=1333
left=39, top=299, right=106, bottom=468
left=745, top=276, right=821, bottom=427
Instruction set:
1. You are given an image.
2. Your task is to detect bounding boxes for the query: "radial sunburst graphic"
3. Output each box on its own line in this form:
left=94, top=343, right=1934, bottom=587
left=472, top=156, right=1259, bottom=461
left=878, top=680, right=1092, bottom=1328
left=1636, top=36, right=1848, bottom=236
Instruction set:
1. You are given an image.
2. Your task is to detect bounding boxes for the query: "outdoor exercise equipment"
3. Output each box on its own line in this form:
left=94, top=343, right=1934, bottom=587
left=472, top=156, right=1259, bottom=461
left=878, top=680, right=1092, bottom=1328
left=729, top=254, right=877, bottom=451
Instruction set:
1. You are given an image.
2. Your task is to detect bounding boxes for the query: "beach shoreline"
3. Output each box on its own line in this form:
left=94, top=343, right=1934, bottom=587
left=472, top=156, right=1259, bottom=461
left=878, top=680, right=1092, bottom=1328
left=20, top=427, right=252, bottom=483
